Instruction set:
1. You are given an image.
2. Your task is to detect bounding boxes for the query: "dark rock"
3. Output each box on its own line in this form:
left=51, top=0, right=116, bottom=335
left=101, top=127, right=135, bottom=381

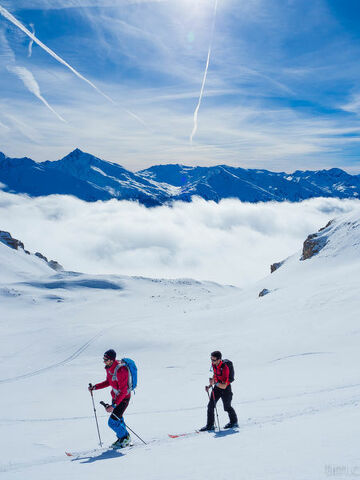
left=259, top=288, right=270, bottom=297
left=0, top=231, right=25, bottom=250
left=301, top=220, right=334, bottom=260
left=270, top=261, right=284, bottom=273
left=48, top=260, right=64, bottom=272
left=35, top=251, right=48, bottom=262
left=1, top=230, right=63, bottom=271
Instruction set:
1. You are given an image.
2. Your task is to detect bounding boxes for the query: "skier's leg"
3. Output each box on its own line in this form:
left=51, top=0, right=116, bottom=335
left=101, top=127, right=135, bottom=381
left=221, top=387, right=238, bottom=424
left=206, top=387, right=221, bottom=427
left=108, top=398, right=130, bottom=439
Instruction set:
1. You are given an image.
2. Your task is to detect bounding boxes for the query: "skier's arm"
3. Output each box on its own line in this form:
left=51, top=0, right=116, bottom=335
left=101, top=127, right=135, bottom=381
left=94, top=379, right=110, bottom=390
left=216, top=382, right=228, bottom=390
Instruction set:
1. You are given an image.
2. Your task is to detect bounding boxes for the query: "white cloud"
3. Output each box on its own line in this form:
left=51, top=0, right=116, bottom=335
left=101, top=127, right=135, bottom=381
left=7, top=65, right=66, bottom=122
left=2, top=112, right=41, bottom=143
left=0, top=192, right=359, bottom=286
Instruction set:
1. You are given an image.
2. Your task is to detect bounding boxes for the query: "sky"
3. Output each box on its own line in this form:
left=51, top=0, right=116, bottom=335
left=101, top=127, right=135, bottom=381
left=1, top=0, right=360, bottom=172
left=1, top=190, right=359, bottom=286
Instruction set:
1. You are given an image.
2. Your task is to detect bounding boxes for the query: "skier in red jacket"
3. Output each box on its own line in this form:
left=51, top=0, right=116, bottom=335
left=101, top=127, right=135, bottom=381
left=200, top=350, right=238, bottom=431
left=88, top=349, right=131, bottom=448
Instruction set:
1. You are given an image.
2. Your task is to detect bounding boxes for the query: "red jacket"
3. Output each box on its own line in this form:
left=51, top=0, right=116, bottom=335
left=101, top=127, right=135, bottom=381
left=94, top=360, right=130, bottom=405
left=212, top=361, right=230, bottom=386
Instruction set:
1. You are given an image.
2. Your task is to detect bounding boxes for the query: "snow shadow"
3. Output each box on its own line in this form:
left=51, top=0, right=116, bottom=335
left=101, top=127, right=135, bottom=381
left=214, top=429, right=239, bottom=439
left=22, top=279, right=123, bottom=290
left=73, top=449, right=125, bottom=463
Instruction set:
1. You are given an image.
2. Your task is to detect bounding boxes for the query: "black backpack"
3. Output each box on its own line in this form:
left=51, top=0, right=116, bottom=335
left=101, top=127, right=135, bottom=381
left=221, top=359, right=235, bottom=383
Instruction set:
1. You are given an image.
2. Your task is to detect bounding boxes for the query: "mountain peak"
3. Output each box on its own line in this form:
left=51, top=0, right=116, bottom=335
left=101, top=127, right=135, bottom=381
left=60, top=148, right=95, bottom=162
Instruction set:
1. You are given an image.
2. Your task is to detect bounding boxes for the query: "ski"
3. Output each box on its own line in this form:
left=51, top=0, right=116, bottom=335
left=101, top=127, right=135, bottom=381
left=65, top=443, right=134, bottom=458
left=168, top=430, right=200, bottom=439
left=65, top=447, right=108, bottom=458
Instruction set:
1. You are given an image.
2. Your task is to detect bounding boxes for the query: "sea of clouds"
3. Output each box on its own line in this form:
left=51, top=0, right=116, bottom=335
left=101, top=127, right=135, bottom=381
left=1, top=191, right=359, bottom=286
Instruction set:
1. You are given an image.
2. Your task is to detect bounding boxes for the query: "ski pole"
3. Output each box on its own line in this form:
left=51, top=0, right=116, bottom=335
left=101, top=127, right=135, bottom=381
left=100, top=401, right=147, bottom=445
left=210, top=386, right=221, bottom=432
left=89, top=383, right=103, bottom=447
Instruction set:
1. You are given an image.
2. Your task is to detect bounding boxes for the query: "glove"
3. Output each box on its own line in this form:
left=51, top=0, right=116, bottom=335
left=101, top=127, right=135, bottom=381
left=88, top=383, right=96, bottom=392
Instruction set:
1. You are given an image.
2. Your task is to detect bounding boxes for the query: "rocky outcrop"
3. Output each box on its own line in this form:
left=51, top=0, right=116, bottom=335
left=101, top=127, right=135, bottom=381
left=270, top=260, right=284, bottom=273
left=0, top=231, right=26, bottom=252
left=259, top=288, right=270, bottom=297
left=48, top=260, right=63, bottom=272
left=0, top=230, right=63, bottom=271
left=301, top=220, right=333, bottom=260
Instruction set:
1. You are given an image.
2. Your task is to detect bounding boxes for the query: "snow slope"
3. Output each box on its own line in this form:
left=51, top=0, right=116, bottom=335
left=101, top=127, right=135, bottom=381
left=1, top=211, right=360, bottom=479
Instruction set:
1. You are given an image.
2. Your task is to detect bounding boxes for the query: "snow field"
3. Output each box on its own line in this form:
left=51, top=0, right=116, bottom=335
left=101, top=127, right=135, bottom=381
left=1, top=211, right=360, bottom=479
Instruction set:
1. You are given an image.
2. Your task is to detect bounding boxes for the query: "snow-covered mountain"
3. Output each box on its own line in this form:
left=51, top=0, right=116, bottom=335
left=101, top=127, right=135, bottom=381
left=1, top=149, right=360, bottom=205
left=1, top=211, right=360, bottom=479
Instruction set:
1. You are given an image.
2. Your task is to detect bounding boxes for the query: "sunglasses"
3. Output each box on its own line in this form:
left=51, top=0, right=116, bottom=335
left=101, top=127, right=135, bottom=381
left=211, top=358, right=219, bottom=362
left=103, top=357, right=111, bottom=361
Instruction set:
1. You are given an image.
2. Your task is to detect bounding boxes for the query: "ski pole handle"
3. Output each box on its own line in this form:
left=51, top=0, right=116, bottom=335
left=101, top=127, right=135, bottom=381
left=100, top=401, right=110, bottom=409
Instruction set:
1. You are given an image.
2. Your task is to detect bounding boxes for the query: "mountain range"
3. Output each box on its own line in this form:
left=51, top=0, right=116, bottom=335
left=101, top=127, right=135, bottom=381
left=1, top=148, right=360, bottom=205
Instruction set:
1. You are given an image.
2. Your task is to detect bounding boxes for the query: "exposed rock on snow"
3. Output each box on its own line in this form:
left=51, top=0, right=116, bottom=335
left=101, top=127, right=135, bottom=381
left=0, top=230, right=27, bottom=252
left=259, top=288, right=270, bottom=297
left=0, top=230, right=63, bottom=271
left=270, top=260, right=284, bottom=273
left=47, top=260, right=63, bottom=271
left=35, top=252, right=63, bottom=272
left=301, top=220, right=333, bottom=260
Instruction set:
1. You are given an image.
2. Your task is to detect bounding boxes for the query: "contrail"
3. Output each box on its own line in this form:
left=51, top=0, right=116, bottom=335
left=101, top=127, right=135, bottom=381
left=7, top=65, right=66, bottom=122
left=0, top=4, right=146, bottom=126
left=27, top=23, right=35, bottom=57
left=190, top=0, right=218, bottom=144
left=0, top=5, right=114, bottom=103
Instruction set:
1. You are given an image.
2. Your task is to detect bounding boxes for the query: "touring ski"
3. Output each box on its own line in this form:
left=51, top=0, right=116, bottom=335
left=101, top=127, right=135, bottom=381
left=65, top=443, right=134, bottom=458
left=168, top=430, right=200, bottom=439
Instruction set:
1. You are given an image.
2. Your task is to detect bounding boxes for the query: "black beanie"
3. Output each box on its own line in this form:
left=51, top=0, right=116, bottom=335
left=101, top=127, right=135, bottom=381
left=211, top=350, right=222, bottom=360
left=104, top=349, right=116, bottom=360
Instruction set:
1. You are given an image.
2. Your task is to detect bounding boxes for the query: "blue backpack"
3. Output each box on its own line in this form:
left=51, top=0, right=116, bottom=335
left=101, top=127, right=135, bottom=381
left=121, top=358, right=138, bottom=392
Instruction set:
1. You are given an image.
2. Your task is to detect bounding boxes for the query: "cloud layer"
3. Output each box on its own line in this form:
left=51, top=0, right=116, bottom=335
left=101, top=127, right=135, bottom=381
left=1, top=192, right=359, bottom=286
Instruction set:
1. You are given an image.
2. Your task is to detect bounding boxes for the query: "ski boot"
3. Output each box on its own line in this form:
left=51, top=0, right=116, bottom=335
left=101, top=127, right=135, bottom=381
left=199, top=425, right=215, bottom=432
left=224, top=422, right=238, bottom=429
left=111, top=434, right=131, bottom=449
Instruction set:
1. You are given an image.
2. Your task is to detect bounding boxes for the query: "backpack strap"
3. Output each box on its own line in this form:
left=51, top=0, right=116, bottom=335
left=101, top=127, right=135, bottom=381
left=111, top=363, right=122, bottom=396
left=113, top=361, right=133, bottom=395
left=121, top=359, right=133, bottom=394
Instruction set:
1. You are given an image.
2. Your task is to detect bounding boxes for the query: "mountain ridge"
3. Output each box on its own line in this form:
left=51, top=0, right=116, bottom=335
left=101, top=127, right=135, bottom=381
left=1, top=148, right=360, bottom=205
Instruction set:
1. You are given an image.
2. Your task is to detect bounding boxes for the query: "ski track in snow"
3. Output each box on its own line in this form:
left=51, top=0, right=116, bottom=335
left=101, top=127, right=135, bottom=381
left=0, top=391, right=359, bottom=473
left=0, top=329, right=106, bottom=385
left=270, top=351, right=333, bottom=362
left=2, top=375, right=360, bottom=424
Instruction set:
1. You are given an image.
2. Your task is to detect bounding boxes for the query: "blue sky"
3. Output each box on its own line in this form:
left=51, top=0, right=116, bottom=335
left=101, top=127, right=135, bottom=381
left=1, top=0, right=360, bottom=172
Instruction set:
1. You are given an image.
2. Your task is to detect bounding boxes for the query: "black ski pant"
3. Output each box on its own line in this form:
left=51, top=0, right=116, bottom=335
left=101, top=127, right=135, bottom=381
left=207, top=385, right=237, bottom=426
left=111, top=397, right=130, bottom=421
